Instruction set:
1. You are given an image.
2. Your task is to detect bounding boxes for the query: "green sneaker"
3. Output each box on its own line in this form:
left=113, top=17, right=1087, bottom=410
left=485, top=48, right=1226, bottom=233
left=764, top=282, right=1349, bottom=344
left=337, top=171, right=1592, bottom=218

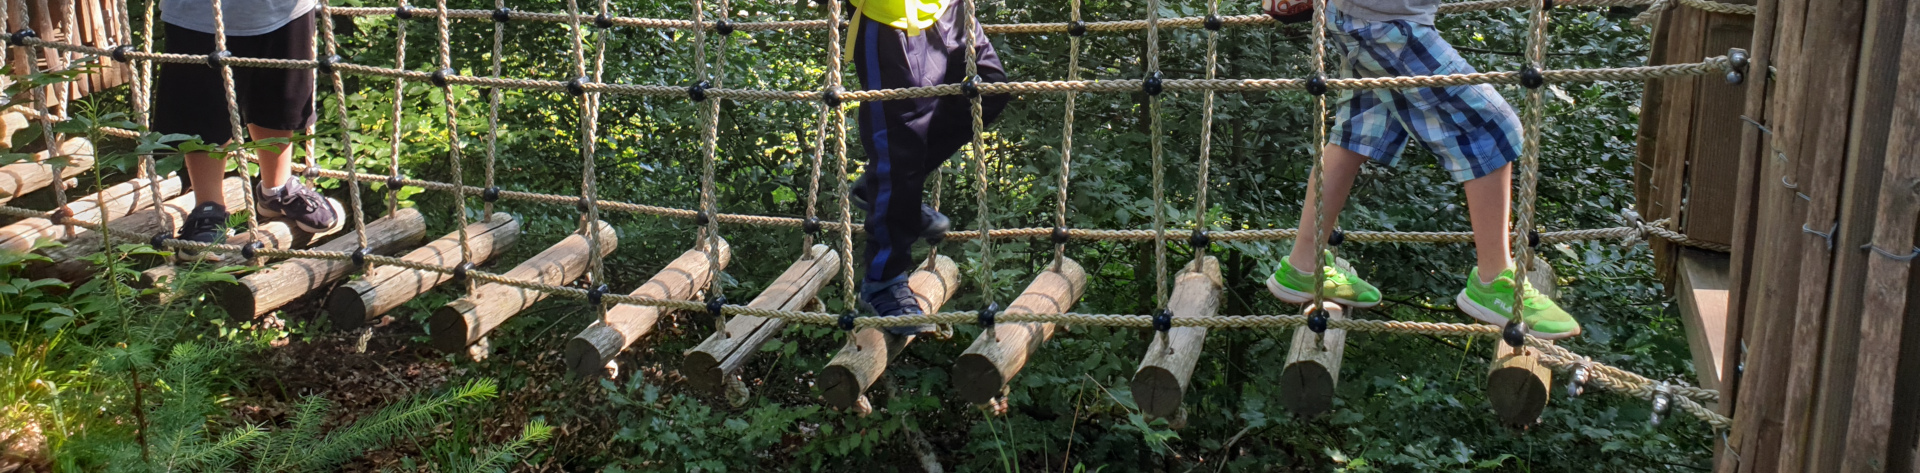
left=1265, top=251, right=1381, bottom=308
left=1455, top=267, right=1581, bottom=340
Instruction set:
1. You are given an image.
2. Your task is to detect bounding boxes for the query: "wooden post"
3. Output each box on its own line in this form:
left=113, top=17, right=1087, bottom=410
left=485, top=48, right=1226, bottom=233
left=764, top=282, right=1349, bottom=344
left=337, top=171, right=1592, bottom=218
left=324, top=213, right=520, bottom=330
left=428, top=221, right=618, bottom=355
left=1129, top=256, right=1223, bottom=420
left=31, top=176, right=246, bottom=281
left=681, top=244, right=840, bottom=394
left=214, top=208, right=428, bottom=320
left=1486, top=257, right=1558, bottom=428
left=564, top=238, right=732, bottom=378
left=0, top=175, right=181, bottom=253
left=952, top=257, right=1088, bottom=404
left=818, top=255, right=961, bottom=410
left=0, top=137, right=93, bottom=204
left=1278, top=302, right=1349, bottom=419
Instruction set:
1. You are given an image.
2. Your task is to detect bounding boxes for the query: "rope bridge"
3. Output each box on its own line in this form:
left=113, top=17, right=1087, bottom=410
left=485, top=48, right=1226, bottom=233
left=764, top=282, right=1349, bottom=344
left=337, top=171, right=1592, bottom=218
left=1, top=0, right=1748, bottom=429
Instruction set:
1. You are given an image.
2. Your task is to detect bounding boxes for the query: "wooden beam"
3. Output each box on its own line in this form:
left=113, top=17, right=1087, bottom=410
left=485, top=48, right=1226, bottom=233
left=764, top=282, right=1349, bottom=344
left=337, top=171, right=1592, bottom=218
left=214, top=208, right=427, bottom=320
left=564, top=238, right=733, bottom=378
left=818, top=255, right=961, bottom=410
left=1487, top=257, right=1558, bottom=428
left=951, top=257, right=1088, bottom=404
left=324, top=213, right=520, bottom=330
left=1279, top=302, right=1349, bottom=419
left=0, top=175, right=181, bottom=253
left=428, top=221, right=617, bottom=355
left=1676, top=249, right=1730, bottom=393
left=138, top=220, right=327, bottom=302
left=681, top=244, right=840, bottom=393
left=0, top=107, right=31, bottom=149
left=0, top=137, right=93, bottom=204
left=31, top=176, right=246, bottom=281
left=1130, top=256, right=1223, bottom=420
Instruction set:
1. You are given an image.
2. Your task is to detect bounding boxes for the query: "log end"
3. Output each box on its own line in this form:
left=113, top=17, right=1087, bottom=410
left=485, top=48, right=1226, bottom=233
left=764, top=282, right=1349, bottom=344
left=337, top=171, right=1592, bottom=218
left=324, top=284, right=373, bottom=331
left=1279, top=360, right=1337, bottom=418
left=428, top=302, right=478, bottom=354
left=818, top=364, right=861, bottom=410
left=953, top=353, right=1006, bottom=404
left=1130, top=365, right=1184, bottom=418
left=564, top=323, right=623, bottom=378
left=214, top=280, right=259, bottom=321
left=681, top=351, right=725, bottom=394
left=1487, top=350, right=1552, bottom=428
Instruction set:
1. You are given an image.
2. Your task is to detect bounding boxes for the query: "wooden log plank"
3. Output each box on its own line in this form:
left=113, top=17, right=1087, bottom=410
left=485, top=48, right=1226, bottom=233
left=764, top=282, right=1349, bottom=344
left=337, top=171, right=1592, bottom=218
left=138, top=216, right=344, bottom=297
left=564, top=239, right=732, bottom=378
left=818, top=255, right=961, bottom=409
left=0, top=175, right=181, bottom=253
left=428, top=222, right=618, bottom=354
left=681, top=244, right=840, bottom=393
left=952, top=257, right=1088, bottom=404
left=0, top=137, right=93, bottom=204
left=1279, top=302, right=1349, bottom=419
left=1486, top=258, right=1558, bottom=428
left=215, top=208, right=427, bottom=320
left=31, top=176, right=245, bottom=281
left=1130, top=256, right=1223, bottom=420
left=1676, top=249, right=1730, bottom=393
left=1677, top=11, right=1754, bottom=248
left=1720, top=2, right=1778, bottom=459
left=0, top=107, right=31, bottom=149
left=324, top=213, right=520, bottom=330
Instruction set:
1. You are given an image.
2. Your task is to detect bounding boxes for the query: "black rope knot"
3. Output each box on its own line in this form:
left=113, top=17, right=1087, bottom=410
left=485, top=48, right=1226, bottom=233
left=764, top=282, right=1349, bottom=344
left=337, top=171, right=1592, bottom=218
left=1143, top=71, right=1164, bottom=96
left=714, top=20, right=734, bottom=35
left=303, top=166, right=321, bottom=180
left=821, top=86, right=842, bottom=106
left=481, top=186, right=501, bottom=202
left=1051, top=226, right=1069, bottom=245
left=1188, top=229, right=1210, bottom=249
left=1541, top=0, right=1555, bottom=10
left=8, top=28, right=36, bottom=47
left=1067, top=20, right=1087, bottom=37
left=692, top=211, right=711, bottom=226
left=111, top=45, right=134, bottom=63
left=317, top=55, right=341, bottom=74
left=492, top=8, right=513, bottom=22
left=587, top=284, right=609, bottom=306
left=351, top=246, right=372, bottom=266
left=150, top=232, right=170, bottom=251
left=1152, top=308, right=1173, bottom=332
left=961, top=75, right=981, bottom=98
left=394, top=4, right=414, bottom=20
left=1527, top=229, right=1541, bottom=248
left=576, top=197, right=592, bottom=214
left=1305, top=74, right=1328, bottom=96
left=386, top=174, right=405, bottom=189
left=1204, top=14, right=1223, bottom=31
left=594, top=13, right=615, bottom=29
left=1520, top=65, right=1545, bottom=89
left=206, top=50, right=232, bottom=68
left=565, top=77, right=588, bottom=96
left=803, top=217, right=822, bottom=235
left=49, top=207, right=73, bottom=225
left=430, top=68, right=455, bottom=88
left=977, top=303, right=1000, bottom=329
left=1327, top=227, right=1345, bottom=246
left=1307, top=307, right=1330, bottom=333
left=688, top=80, right=710, bottom=101
left=706, top=295, right=727, bottom=323
left=240, top=241, right=264, bottom=260
left=452, top=261, right=474, bottom=281
left=1502, top=320, right=1526, bottom=348
left=838, top=312, right=857, bottom=331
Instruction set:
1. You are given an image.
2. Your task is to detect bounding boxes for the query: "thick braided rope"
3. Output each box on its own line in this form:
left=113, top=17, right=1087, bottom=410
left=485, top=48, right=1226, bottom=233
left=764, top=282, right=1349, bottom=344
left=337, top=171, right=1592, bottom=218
left=563, top=0, right=608, bottom=318
left=965, top=0, right=997, bottom=306
left=1508, top=0, right=1550, bottom=337
left=386, top=11, right=408, bottom=216
left=1307, top=0, right=1332, bottom=315
left=1190, top=0, right=1220, bottom=262
left=11, top=0, right=72, bottom=238
left=590, top=0, right=613, bottom=306
left=1146, top=0, right=1169, bottom=316
left=826, top=0, right=858, bottom=312
left=435, top=0, right=475, bottom=290
left=690, top=0, right=730, bottom=333
left=1052, top=0, right=1081, bottom=271
left=212, top=0, right=265, bottom=247
left=127, top=0, right=170, bottom=235
left=317, top=1, right=370, bottom=257
left=482, top=0, right=504, bottom=217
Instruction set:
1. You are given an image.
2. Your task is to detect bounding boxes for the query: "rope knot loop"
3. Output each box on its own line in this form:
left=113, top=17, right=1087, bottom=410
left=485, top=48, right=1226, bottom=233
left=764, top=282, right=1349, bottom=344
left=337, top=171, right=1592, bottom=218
left=240, top=241, right=264, bottom=260
left=206, top=50, right=232, bottom=68
left=977, top=303, right=1000, bottom=328
left=111, top=45, right=134, bottom=63
left=1152, top=308, right=1173, bottom=332
left=430, top=68, right=455, bottom=88
left=1520, top=65, right=1545, bottom=89
left=1067, top=20, right=1087, bottom=37
left=482, top=186, right=502, bottom=202
left=688, top=80, right=711, bottom=102
left=351, top=246, right=372, bottom=266
left=8, top=28, right=36, bottom=47
left=492, top=8, right=513, bottom=22
left=1305, top=74, right=1328, bottom=96
left=587, top=284, right=609, bottom=306
left=453, top=261, right=474, bottom=281
left=317, top=55, right=341, bottom=74
left=1143, top=71, right=1164, bottom=95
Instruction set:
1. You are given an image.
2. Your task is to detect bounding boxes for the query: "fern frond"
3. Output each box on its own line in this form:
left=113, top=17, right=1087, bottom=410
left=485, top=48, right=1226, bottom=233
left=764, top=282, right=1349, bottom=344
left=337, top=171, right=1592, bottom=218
left=162, top=423, right=265, bottom=472
left=250, top=395, right=332, bottom=472
left=446, top=420, right=555, bottom=473
left=281, top=378, right=499, bottom=472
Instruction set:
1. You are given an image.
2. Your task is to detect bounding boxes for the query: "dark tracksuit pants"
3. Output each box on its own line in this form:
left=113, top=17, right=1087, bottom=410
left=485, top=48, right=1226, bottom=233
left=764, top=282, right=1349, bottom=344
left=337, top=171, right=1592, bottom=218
left=853, top=3, right=1009, bottom=284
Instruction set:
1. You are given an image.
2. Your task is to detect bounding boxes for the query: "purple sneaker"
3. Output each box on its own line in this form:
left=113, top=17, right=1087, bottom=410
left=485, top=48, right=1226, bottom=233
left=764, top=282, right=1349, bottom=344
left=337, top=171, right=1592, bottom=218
left=256, top=181, right=344, bottom=234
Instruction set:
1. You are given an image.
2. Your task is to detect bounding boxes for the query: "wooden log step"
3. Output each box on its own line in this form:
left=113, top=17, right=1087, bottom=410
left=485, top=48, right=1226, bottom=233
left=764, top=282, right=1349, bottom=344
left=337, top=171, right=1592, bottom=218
left=1279, top=302, right=1350, bottom=418
left=137, top=220, right=325, bottom=302
left=1486, top=257, right=1558, bottom=428
left=1130, top=256, right=1224, bottom=420
left=0, top=106, right=32, bottom=149
left=214, top=208, right=428, bottom=320
left=0, top=137, right=93, bottom=204
left=681, top=244, right=840, bottom=394
left=564, top=238, right=732, bottom=378
left=429, top=221, right=618, bottom=355
left=325, top=213, right=520, bottom=331
left=0, top=174, right=182, bottom=253
left=818, top=255, right=961, bottom=410
left=32, top=176, right=246, bottom=281
left=952, top=257, right=1089, bottom=404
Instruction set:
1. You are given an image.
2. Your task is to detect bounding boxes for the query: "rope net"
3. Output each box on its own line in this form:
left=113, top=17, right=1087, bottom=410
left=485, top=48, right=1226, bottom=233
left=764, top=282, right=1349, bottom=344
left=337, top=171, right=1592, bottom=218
left=1, top=0, right=1748, bottom=429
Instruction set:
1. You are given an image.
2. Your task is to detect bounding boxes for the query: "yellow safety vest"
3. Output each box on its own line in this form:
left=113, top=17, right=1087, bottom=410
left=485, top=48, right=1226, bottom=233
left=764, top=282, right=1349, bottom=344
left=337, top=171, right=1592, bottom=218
left=843, top=0, right=946, bottom=62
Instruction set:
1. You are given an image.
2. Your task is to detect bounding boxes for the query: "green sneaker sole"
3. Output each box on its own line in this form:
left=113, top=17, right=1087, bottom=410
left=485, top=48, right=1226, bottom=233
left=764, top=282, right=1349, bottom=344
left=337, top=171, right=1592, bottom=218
left=1454, top=291, right=1581, bottom=340
left=1266, top=274, right=1380, bottom=308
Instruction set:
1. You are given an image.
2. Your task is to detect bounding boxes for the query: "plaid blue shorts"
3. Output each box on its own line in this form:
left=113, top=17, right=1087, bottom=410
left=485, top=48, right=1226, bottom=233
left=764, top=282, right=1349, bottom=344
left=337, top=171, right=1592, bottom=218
left=1327, top=7, right=1522, bottom=183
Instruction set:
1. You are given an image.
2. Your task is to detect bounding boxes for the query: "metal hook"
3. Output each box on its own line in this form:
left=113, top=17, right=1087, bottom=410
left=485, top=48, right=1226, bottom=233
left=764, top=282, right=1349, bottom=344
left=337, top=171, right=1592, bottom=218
left=1802, top=222, right=1837, bottom=251
left=1739, top=115, right=1771, bottom=135
left=1861, top=244, right=1920, bottom=262
left=1781, top=175, right=1798, bottom=189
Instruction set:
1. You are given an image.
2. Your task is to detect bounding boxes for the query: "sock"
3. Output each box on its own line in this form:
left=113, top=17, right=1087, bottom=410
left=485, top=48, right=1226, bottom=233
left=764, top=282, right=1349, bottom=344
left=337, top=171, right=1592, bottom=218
left=260, top=182, right=289, bottom=198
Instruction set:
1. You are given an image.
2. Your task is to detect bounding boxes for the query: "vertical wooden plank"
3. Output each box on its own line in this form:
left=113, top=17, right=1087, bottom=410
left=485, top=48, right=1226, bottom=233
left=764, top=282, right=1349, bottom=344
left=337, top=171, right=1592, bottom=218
left=1677, top=11, right=1753, bottom=249
left=1720, top=0, right=1779, bottom=435
left=1650, top=5, right=1709, bottom=282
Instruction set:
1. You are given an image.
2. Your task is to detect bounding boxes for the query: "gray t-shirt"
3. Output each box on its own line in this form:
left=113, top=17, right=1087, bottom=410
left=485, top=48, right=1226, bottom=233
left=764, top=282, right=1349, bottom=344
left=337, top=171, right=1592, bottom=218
left=162, top=0, right=314, bottom=36
left=1334, top=0, right=1440, bottom=25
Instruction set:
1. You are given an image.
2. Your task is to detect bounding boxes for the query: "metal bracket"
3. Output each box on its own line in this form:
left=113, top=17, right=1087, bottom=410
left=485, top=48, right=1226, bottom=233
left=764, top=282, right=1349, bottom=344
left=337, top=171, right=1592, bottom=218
left=1802, top=222, right=1837, bottom=251
left=1862, top=244, right=1920, bottom=262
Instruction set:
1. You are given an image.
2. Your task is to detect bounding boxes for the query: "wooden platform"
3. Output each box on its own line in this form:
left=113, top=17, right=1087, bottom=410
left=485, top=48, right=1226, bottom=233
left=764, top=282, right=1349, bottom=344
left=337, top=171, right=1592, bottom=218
left=1676, top=248, right=1730, bottom=394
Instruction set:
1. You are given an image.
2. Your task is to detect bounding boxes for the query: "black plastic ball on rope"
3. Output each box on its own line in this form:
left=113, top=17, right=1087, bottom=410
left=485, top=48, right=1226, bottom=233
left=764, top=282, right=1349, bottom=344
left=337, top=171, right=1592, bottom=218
left=1540, top=0, right=1554, bottom=10
left=1520, top=65, right=1545, bottom=89
left=1307, top=306, right=1330, bottom=333
left=1188, top=229, right=1210, bottom=249
left=49, top=208, right=73, bottom=225
left=587, top=284, right=610, bottom=306
left=1305, top=74, right=1328, bottom=96
left=452, top=261, right=474, bottom=281
left=492, top=8, right=513, bottom=22
left=1527, top=228, right=1542, bottom=248
left=961, top=75, right=981, bottom=98
left=821, top=87, right=842, bottom=107
left=1327, top=228, right=1346, bottom=247
left=1152, top=308, right=1174, bottom=332
left=803, top=217, right=822, bottom=236
left=688, top=80, right=710, bottom=102
left=576, top=197, right=592, bottom=214
left=1502, top=320, right=1526, bottom=348
left=9, top=28, right=37, bottom=47
left=714, top=20, right=734, bottom=36
left=706, top=295, right=727, bottom=322
left=1204, top=14, right=1223, bottom=31
left=240, top=241, right=265, bottom=260
left=351, top=246, right=372, bottom=267
left=694, top=211, right=710, bottom=226
left=395, top=4, right=414, bottom=20
left=1067, top=20, right=1087, bottom=37
left=1051, top=226, right=1070, bottom=245
left=594, top=13, right=615, bottom=29
left=317, top=55, right=341, bottom=74
left=206, top=50, right=232, bottom=68
left=838, top=312, right=858, bottom=331
left=430, top=68, right=455, bottom=88
left=565, top=77, right=588, bottom=96
left=977, top=302, right=1000, bottom=329
left=1143, top=71, right=1165, bottom=96
left=111, top=45, right=134, bottom=63
left=150, top=232, right=170, bottom=251
left=386, top=174, right=405, bottom=189
left=481, top=186, right=501, bottom=203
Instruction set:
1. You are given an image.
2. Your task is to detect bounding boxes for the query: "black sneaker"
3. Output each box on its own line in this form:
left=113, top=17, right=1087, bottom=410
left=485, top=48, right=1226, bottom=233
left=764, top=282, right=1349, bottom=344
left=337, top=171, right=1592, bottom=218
left=862, top=274, right=933, bottom=336
left=256, top=181, right=344, bottom=234
left=850, top=174, right=951, bottom=243
left=174, top=202, right=229, bottom=261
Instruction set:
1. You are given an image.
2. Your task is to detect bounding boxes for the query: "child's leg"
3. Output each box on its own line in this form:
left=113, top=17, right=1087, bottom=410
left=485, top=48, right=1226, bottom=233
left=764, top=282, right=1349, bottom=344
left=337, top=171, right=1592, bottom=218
left=852, top=16, right=945, bottom=285
left=248, top=124, right=296, bottom=191
left=1462, top=163, right=1512, bottom=282
left=184, top=151, right=227, bottom=206
left=1286, top=144, right=1370, bottom=271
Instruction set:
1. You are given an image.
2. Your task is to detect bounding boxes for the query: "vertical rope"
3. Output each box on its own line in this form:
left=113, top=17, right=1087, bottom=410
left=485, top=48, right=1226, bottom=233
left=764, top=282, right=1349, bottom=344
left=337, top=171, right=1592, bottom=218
left=564, top=0, right=608, bottom=319
left=963, top=0, right=995, bottom=306
left=1305, top=0, right=1332, bottom=349
left=12, top=0, right=71, bottom=237
left=1509, top=0, right=1550, bottom=343
left=387, top=8, right=408, bottom=216
left=1144, top=0, right=1170, bottom=352
left=1052, top=0, right=1081, bottom=272
left=122, top=0, right=168, bottom=234
left=434, top=0, right=473, bottom=291
left=690, top=0, right=731, bottom=335
left=825, top=0, right=857, bottom=314
left=1190, top=0, right=1221, bottom=261
left=482, top=0, right=504, bottom=217
left=317, top=1, right=369, bottom=259
left=209, top=0, right=262, bottom=245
